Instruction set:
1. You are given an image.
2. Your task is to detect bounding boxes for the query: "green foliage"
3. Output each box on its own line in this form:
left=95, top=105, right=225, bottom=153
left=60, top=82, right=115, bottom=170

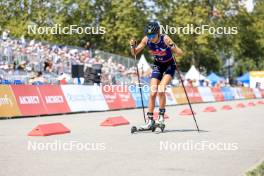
left=233, top=1, right=264, bottom=75
left=0, top=0, right=263, bottom=76
left=97, top=0, right=148, bottom=56
left=246, top=161, right=264, bottom=176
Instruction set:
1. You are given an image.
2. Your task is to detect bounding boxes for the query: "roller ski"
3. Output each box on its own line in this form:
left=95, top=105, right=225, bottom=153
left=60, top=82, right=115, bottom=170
left=131, top=112, right=166, bottom=134
left=154, top=108, right=166, bottom=132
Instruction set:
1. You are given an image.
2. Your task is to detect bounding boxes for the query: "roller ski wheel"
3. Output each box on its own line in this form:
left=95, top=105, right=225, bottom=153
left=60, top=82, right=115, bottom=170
left=131, top=124, right=165, bottom=133
left=159, top=123, right=165, bottom=132
left=131, top=126, right=137, bottom=134
left=152, top=123, right=165, bottom=132
left=130, top=125, right=155, bottom=134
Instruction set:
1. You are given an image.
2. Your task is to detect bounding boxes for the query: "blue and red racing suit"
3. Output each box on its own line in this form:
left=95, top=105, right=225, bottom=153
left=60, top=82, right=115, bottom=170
left=146, top=34, right=176, bottom=81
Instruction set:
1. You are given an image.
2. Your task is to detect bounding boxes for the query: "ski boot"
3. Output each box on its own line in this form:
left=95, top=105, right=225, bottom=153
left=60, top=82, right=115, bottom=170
left=131, top=112, right=156, bottom=133
left=154, top=108, right=166, bottom=132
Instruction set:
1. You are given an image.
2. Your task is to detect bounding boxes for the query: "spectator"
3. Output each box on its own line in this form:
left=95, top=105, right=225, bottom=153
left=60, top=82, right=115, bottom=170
left=2, top=30, right=10, bottom=41
left=0, top=34, right=136, bottom=85
left=29, top=71, right=46, bottom=84
left=17, top=61, right=27, bottom=70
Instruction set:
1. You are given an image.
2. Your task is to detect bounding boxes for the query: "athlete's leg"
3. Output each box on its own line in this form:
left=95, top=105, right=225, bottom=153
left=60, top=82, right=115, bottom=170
left=155, top=74, right=172, bottom=125
left=158, top=63, right=176, bottom=109
left=156, top=63, right=176, bottom=125
left=158, top=74, right=173, bottom=109
left=148, top=64, right=162, bottom=113
left=139, top=65, right=162, bottom=130
left=148, top=78, right=160, bottom=113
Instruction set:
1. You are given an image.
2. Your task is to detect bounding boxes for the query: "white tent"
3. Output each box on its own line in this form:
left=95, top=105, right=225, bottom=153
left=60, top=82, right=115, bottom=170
left=137, top=54, right=152, bottom=76
left=185, top=65, right=206, bottom=81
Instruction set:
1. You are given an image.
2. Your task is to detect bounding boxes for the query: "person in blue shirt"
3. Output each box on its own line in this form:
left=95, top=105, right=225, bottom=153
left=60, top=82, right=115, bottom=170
left=130, top=21, right=183, bottom=130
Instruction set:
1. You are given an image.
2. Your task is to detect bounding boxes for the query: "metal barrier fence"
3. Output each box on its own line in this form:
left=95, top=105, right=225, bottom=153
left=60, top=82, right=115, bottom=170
left=0, top=38, right=136, bottom=85
left=93, top=49, right=135, bottom=69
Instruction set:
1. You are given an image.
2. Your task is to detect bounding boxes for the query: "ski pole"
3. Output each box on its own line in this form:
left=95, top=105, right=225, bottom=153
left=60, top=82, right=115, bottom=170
left=173, top=57, right=200, bottom=132
left=133, top=43, right=146, bottom=123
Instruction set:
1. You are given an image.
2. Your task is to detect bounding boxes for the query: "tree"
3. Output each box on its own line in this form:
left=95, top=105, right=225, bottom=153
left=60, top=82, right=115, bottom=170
left=96, top=0, right=148, bottom=56
left=153, top=0, right=223, bottom=73
left=0, top=0, right=263, bottom=76
left=233, top=0, right=264, bottom=75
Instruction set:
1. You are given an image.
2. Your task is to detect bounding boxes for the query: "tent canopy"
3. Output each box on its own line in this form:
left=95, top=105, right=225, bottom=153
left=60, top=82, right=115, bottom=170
left=137, top=54, right=152, bottom=77
left=137, top=54, right=151, bottom=72
left=236, top=72, right=250, bottom=84
left=207, top=72, right=225, bottom=84
left=185, top=65, right=206, bottom=80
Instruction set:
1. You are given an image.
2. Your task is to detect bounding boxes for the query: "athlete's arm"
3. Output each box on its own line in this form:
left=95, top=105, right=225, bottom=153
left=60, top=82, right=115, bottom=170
left=164, top=35, right=183, bottom=56
left=130, top=36, right=148, bottom=56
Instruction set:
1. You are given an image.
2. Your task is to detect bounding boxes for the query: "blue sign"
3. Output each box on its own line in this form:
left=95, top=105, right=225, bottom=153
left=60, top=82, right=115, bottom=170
left=129, top=85, right=149, bottom=108
left=221, top=87, right=234, bottom=100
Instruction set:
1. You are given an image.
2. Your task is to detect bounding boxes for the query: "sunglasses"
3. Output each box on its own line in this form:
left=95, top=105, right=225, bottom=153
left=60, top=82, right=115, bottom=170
left=147, top=34, right=157, bottom=39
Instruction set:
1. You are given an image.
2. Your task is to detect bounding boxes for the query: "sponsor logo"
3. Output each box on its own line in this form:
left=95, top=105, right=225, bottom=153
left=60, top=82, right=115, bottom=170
left=67, top=94, right=86, bottom=102
left=19, top=96, right=39, bottom=104
left=0, top=94, right=13, bottom=107
left=45, top=96, right=64, bottom=104
left=104, top=93, right=117, bottom=100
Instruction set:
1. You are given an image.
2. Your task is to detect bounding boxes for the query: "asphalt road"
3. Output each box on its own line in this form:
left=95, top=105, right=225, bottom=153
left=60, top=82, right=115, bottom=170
left=1, top=99, right=264, bottom=176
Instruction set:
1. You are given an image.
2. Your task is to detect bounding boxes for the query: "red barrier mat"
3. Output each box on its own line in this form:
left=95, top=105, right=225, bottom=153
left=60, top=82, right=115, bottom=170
left=203, top=106, right=217, bottom=112
left=179, top=109, right=196, bottom=116
left=257, top=101, right=264, bottom=105
left=100, top=116, right=130, bottom=126
left=236, top=103, right=246, bottom=108
left=28, top=123, right=70, bottom=136
left=221, top=105, right=232, bottom=110
left=248, top=102, right=256, bottom=107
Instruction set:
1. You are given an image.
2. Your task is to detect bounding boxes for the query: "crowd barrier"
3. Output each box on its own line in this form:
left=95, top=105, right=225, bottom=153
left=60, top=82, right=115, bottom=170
left=0, top=85, right=263, bottom=118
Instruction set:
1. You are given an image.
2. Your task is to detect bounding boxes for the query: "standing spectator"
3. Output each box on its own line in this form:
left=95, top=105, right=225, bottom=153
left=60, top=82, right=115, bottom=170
left=20, top=35, right=26, bottom=47
left=84, top=41, right=92, bottom=58
left=2, top=30, right=10, bottom=41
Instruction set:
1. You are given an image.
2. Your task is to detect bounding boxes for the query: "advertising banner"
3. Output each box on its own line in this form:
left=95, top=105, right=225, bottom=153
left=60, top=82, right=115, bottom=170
left=11, top=85, right=47, bottom=116
left=171, top=87, right=188, bottom=104
left=165, top=87, right=177, bottom=105
left=61, top=85, right=89, bottom=112
left=197, top=87, right=215, bottom=102
left=252, top=88, right=262, bottom=98
left=220, top=87, right=234, bottom=100
left=129, top=85, right=149, bottom=108
left=102, top=85, right=136, bottom=110
left=248, top=88, right=256, bottom=99
left=230, top=87, right=244, bottom=100
left=38, top=85, right=71, bottom=114
left=0, top=85, right=21, bottom=117
left=185, top=87, right=203, bottom=103
left=211, top=87, right=224, bottom=101
left=241, top=87, right=256, bottom=99
left=260, top=89, right=264, bottom=98
left=82, top=86, right=109, bottom=111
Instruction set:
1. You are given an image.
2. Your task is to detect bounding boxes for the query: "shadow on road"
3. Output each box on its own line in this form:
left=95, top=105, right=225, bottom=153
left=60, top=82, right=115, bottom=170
left=159, top=129, right=209, bottom=134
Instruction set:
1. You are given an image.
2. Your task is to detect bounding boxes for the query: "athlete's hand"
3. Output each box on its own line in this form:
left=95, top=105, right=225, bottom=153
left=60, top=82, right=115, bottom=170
left=129, top=39, right=137, bottom=47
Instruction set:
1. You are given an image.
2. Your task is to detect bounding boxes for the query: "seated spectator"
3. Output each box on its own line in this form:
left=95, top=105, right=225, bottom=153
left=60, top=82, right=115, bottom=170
left=29, top=71, right=46, bottom=84
left=17, top=60, right=27, bottom=70
left=44, top=59, right=53, bottom=72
